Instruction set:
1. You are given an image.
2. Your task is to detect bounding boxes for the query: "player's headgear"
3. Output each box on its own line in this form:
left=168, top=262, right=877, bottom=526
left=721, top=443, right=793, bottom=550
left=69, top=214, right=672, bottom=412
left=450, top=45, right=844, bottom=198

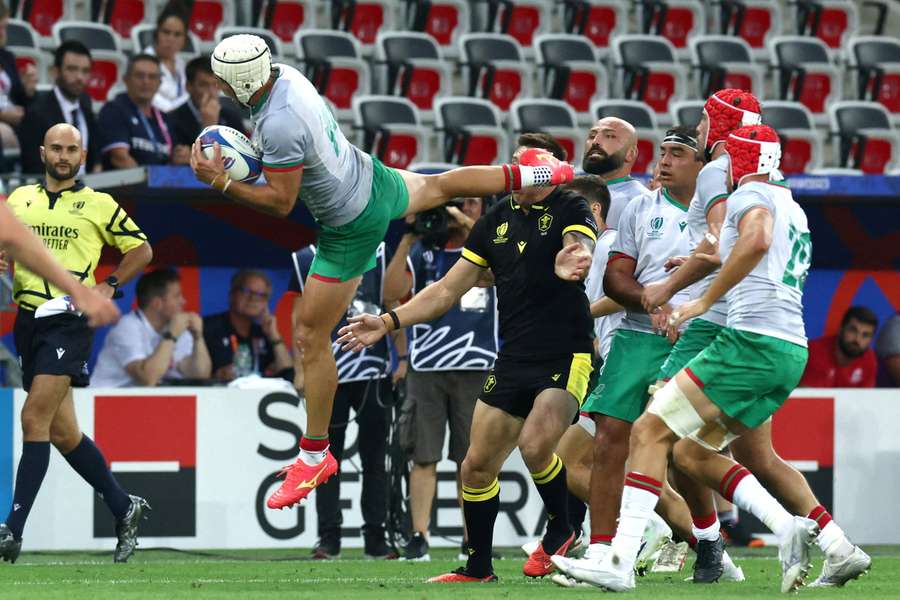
left=703, top=89, right=762, bottom=153
left=725, top=125, right=781, bottom=186
left=662, top=128, right=700, bottom=152
left=211, top=34, right=272, bottom=107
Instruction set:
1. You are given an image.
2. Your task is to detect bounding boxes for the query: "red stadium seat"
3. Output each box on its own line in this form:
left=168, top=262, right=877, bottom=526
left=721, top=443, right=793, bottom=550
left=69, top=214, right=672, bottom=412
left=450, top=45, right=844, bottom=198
left=762, top=101, right=823, bottom=173
left=105, top=0, right=147, bottom=39
left=331, top=0, right=394, bottom=47
left=459, top=33, right=530, bottom=113
left=404, top=0, right=469, bottom=55
left=256, top=1, right=314, bottom=44
left=829, top=101, right=900, bottom=174
left=189, top=0, right=231, bottom=42
left=534, top=34, right=607, bottom=117
left=295, top=30, right=369, bottom=119
left=717, top=0, right=781, bottom=56
left=771, top=36, right=842, bottom=119
left=848, top=36, right=900, bottom=118
left=637, top=0, right=706, bottom=52
left=491, top=0, right=550, bottom=48
left=353, top=96, right=427, bottom=169
left=23, top=0, right=64, bottom=37
left=592, top=100, right=660, bottom=173
left=612, top=35, right=687, bottom=116
left=690, top=35, right=765, bottom=98
left=375, top=32, right=450, bottom=113
left=794, top=0, right=857, bottom=50
left=511, top=99, right=583, bottom=166
left=434, top=97, right=508, bottom=165
left=87, top=51, right=125, bottom=103
left=561, top=0, right=627, bottom=49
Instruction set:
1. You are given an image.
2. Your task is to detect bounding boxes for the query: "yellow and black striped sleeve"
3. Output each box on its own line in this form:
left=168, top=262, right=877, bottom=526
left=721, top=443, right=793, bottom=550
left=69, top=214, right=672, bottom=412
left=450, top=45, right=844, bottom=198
left=561, top=196, right=598, bottom=242
left=94, top=193, right=148, bottom=253
left=461, top=213, right=490, bottom=268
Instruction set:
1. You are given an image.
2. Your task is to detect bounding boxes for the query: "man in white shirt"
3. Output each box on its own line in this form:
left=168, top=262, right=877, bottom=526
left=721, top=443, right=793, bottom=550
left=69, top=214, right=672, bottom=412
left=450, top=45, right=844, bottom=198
left=92, top=269, right=211, bottom=387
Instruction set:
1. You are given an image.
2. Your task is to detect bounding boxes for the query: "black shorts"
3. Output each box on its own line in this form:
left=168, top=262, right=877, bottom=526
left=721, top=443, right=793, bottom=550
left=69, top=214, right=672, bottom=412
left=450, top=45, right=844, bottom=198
left=14, top=308, right=93, bottom=392
left=479, top=353, right=593, bottom=419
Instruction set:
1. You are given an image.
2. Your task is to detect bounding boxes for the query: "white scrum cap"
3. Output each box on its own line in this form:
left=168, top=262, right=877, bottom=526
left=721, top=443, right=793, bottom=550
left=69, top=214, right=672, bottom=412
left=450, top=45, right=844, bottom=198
left=211, top=34, right=272, bottom=106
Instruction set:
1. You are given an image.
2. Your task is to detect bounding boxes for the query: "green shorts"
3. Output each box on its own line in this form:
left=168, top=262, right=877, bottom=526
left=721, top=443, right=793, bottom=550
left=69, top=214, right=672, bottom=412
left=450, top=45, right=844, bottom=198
left=582, top=329, right=673, bottom=423
left=684, top=328, right=808, bottom=429
left=310, top=158, right=410, bottom=281
left=657, top=318, right=724, bottom=381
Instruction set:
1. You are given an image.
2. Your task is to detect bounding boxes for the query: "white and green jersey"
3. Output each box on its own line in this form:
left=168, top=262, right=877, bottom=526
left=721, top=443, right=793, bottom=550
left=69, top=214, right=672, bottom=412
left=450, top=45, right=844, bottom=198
left=720, top=180, right=810, bottom=347
left=606, top=176, right=650, bottom=229
left=685, top=154, right=730, bottom=326
left=584, top=227, right=623, bottom=360
left=251, top=64, right=373, bottom=227
left=612, top=188, right=693, bottom=334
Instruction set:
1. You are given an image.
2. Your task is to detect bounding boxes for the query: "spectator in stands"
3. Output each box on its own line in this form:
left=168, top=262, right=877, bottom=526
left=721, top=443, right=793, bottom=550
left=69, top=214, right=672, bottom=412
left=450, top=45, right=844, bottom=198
left=383, top=189, right=499, bottom=560
left=202, top=269, right=292, bottom=382
left=170, top=56, right=246, bottom=159
left=98, top=54, right=181, bottom=169
left=19, top=41, right=99, bottom=175
left=144, top=1, right=190, bottom=113
left=0, top=1, right=33, bottom=167
left=800, top=306, right=878, bottom=388
left=92, top=269, right=211, bottom=387
left=876, top=312, right=900, bottom=386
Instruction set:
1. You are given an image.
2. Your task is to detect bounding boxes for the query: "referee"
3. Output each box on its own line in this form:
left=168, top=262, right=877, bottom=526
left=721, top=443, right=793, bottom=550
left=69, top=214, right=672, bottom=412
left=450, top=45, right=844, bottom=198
left=338, top=136, right=597, bottom=582
left=0, top=123, right=153, bottom=564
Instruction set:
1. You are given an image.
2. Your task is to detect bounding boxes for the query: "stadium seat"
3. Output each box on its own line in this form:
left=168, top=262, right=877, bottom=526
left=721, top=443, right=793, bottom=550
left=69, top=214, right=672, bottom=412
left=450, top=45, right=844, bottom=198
left=15, top=0, right=68, bottom=39
left=86, top=50, right=126, bottom=104
left=402, top=0, right=469, bottom=57
left=636, top=0, right=706, bottom=53
left=534, top=34, right=608, bottom=118
left=188, top=0, right=234, bottom=44
left=793, top=0, right=857, bottom=50
left=669, top=99, right=704, bottom=128
left=829, top=101, right=900, bottom=174
left=330, top=0, right=395, bottom=48
left=353, top=95, right=427, bottom=169
left=477, top=0, right=551, bottom=49
left=459, top=33, right=531, bottom=113
left=92, top=0, right=152, bottom=41
left=295, top=29, right=370, bottom=119
left=374, top=32, right=450, bottom=114
left=215, top=27, right=284, bottom=58
left=690, top=35, right=765, bottom=98
left=770, top=36, right=842, bottom=119
left=11, top=47, right=50, bottom=84
left=510, top=99, right=583, bottom=167
left=761, top=100, right=823, bottom=173
left=131, top=23, right=199, bottom=55
left=560, top=0, right=627, bottom=49
left=611, top=35, right=687, bottom=116
left=53, top=22, right=120, bottom=52
left=715, top=0, right=781, bottom=58
left=252, top=0, right=315, bottom=44
left=6, top=18, right=40, bottom=49
left=434, top=97, right=508, bottom=165
left=591, top=99, right=660, bottom=173
left=847, top=36, right=900, bottom=118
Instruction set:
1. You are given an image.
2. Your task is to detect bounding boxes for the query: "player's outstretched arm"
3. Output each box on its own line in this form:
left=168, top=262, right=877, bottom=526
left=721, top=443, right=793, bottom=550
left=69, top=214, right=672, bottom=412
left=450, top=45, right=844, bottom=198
left=0, top=203, right=119, bottom=327
left=591, top=296, right=624, bottom=318
left=191, top=141, right=302, bottom=217
left=337, top=258, right=483, bottom=352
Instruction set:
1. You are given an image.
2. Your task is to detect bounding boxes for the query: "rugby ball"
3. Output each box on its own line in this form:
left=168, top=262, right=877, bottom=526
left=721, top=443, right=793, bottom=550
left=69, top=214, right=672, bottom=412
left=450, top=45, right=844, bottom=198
left=198, top=125, right=262, bottom=184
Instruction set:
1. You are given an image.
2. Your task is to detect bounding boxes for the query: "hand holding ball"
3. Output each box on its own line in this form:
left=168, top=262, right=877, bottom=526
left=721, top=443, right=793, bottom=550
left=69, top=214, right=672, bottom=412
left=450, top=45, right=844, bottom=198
left=196, top=125, right=262, bottom=185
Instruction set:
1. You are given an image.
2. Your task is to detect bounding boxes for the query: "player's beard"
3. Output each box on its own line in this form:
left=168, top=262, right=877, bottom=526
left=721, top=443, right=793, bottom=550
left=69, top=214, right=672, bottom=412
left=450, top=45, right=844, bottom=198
left=837, top=335, right=867, bottom=359
left=583, top=148, right=626, bottom=176
left=45, top=161, right=80, bottom=181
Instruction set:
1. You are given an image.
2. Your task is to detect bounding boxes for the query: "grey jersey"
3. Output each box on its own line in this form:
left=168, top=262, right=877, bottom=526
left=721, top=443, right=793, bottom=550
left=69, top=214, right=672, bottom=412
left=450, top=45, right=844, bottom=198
left=720, top=181, right=810, bottom=346
left=685, top=154, right=730, bottom=326
left=613, top=188, right=693, bottom=333
left=584, top=228, right=623, bottom=360
left=252, top=64, right=373, bottom=227
left=606, top=176, right=651, bottom=229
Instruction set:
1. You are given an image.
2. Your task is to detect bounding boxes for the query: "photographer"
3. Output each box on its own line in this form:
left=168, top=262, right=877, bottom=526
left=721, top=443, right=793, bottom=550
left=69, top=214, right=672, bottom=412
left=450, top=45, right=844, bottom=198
left=383, top=196, right=498, bottom=561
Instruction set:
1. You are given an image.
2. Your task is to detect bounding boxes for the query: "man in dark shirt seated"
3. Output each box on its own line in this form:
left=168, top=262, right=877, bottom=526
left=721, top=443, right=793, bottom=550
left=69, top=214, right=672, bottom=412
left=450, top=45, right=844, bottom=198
left=203, top=269, right=293, bottom=382
left=19, top=41, right=99, bottom=175
left=169, top=56, right=246, bottom=160
left=97, top=54, right=181, bottom=170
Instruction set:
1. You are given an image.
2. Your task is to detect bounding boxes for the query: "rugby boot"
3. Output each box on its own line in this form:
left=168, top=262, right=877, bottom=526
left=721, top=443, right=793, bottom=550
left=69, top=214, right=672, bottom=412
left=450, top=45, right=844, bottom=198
left=721, top=550, right=746, bottom=582
left=635, top=511, right=673, bottom=575
left=0, top=524, right=22, bottom=564
left=114, top=495, right=150, bottom=563
left=551, top=542, right=609, bottom=579
left=523, top=531, right=576, bottom=577
left=692, top=535, right=725, bottom=583
left=427, top=566, right=498, bottom=583
left=267, top=451, right=338, bottom=509
left=311, top=534, right=341, bottom=560
left=779, top=516, right=817, bottom=593
left=400, top=532, right=430, bottom=561
left=809, top=545, right=871, bottom=587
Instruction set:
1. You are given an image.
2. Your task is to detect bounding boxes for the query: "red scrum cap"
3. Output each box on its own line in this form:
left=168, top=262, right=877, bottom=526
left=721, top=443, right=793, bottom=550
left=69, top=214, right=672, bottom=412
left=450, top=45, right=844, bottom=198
left=704, top=89, right=762, bottom=152
left=725, top=125, right=782, bottom=186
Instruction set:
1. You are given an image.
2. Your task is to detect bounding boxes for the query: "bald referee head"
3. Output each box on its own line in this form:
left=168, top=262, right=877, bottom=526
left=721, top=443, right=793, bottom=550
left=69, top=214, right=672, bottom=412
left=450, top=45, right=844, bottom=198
left=582, top=116, right=638, bottom=177
left=40, top=123, right=85, bottom=183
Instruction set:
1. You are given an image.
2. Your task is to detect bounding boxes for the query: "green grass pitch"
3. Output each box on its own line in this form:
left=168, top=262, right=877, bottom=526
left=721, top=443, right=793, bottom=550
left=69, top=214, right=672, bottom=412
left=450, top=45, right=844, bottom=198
left=3, top=546, right=898, bottom=599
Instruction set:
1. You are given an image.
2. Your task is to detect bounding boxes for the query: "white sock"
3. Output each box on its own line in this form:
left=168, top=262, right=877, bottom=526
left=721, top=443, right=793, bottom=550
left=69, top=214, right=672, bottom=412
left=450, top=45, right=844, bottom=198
left=610, top=477, right=662, bottom=568
left=818, top=521, right=853, bottom=559
left=692, top=519, right=721, bottom=542
left=731, top=474, right=794, bottom=542
left=299, top=446, right=328, bottom=466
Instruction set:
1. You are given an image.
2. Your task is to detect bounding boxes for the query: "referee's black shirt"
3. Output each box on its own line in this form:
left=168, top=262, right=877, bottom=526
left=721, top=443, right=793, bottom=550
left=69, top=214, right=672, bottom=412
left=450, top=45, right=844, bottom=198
left=461, top=187, right=598, bottom=361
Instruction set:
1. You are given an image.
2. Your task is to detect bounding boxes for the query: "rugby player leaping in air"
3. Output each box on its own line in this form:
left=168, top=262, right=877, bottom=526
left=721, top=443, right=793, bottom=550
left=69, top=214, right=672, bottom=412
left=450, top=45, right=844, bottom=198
left=189, top=35, right=575, bottom=509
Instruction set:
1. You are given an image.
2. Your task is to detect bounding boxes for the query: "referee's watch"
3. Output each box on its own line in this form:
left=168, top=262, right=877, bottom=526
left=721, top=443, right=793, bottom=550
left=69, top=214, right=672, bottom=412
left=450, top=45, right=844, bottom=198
left=104, top=275, right=119, bottom=290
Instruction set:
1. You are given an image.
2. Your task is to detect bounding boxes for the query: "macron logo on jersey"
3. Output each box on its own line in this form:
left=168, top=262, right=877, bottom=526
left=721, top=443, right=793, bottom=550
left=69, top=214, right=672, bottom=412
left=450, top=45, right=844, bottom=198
left=56, top=348, right=66, bottom=359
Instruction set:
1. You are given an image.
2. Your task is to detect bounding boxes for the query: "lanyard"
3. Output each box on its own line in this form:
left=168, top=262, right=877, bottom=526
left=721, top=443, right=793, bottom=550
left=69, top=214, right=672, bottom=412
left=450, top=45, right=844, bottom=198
left=135, top=104, right=172, bottom=156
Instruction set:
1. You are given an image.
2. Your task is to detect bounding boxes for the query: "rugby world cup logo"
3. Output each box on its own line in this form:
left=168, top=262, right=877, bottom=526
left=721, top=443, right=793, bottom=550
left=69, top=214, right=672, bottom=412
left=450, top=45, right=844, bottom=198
left=648, top=216, right=665, bottom=239
left=493, top=222, right=509, bottom=244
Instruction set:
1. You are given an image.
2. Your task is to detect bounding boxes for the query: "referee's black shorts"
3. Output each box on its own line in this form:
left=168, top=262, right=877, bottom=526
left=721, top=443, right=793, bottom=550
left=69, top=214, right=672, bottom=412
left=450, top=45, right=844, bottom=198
left=13, top=308, right=93, bottom=392
left=479, top=353, right=593, bottom=419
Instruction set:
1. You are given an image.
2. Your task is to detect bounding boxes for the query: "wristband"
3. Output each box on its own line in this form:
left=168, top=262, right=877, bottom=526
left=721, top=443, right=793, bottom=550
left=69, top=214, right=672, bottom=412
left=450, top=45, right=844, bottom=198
left=210, top=173, right=224, bottom=189
left=387, top=309, right=401, bottom=331
left=397, top=354, right=409, bottom=361
left=222, top=176, right=233, bottom=194
left=161, top=331, right=177, bottom=342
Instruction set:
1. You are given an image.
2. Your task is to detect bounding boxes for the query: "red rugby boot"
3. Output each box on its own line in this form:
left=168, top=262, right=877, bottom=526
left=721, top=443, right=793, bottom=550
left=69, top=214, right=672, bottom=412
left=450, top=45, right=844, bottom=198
left=523, top=532, right=577, bottom=578
left=427, top=566, right=498, bottom=583
left=266, top=451, right=338, bottom=509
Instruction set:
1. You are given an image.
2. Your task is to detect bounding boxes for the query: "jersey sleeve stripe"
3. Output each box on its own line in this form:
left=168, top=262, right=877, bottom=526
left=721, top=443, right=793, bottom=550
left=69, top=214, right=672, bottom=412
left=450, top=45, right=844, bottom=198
left=562, top=224, right=597, bottom=242
left=704, top=193, right=729, bottom=216
left=608, top=251, right=635, bottom=264
left=735, top=203, right=770, bottom=226
left=462, top=248, right=489, bottom=268
left=263, top=161, right=303, bottom=172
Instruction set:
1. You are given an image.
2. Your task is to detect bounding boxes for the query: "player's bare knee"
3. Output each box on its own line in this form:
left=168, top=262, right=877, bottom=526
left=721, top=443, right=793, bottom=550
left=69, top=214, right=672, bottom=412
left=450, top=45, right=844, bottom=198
left=632, top=412, right=672, bottom=449
left=461, top=454, right=494, bottom=489
left=518, top=441, right=553, bottom=473
left=49, top=426, right=80, bottom=453
left=20, top=408, right=51, bottom=438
